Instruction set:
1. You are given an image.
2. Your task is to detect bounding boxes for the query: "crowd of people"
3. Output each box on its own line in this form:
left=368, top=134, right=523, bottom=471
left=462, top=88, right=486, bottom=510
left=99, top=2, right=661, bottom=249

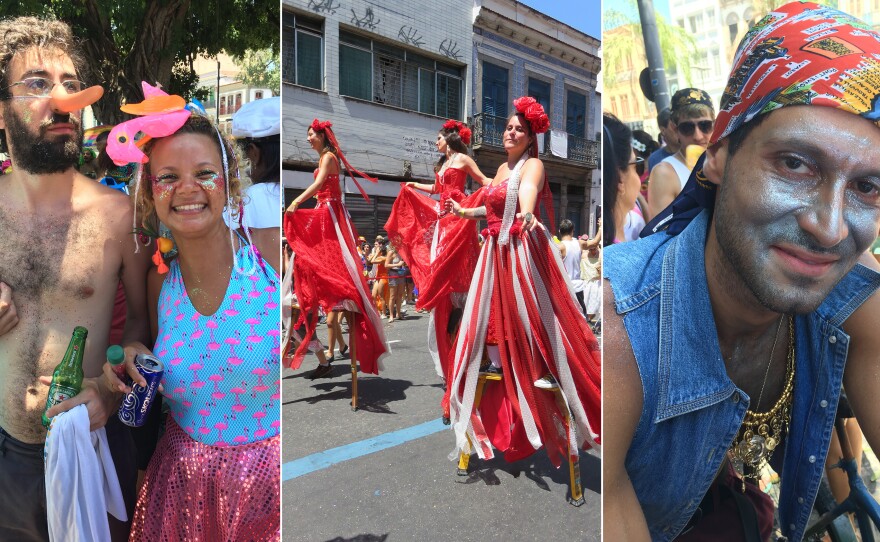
left=0, top=16, right=281, bottom=541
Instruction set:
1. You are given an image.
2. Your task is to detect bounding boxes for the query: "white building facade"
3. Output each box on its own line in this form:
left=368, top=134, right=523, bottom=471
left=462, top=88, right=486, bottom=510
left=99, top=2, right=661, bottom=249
left=283, top=0, right=473, bottom=238
left=194, top=54, right=276, bottom=136
left=668, top=0, right=755, bottom=109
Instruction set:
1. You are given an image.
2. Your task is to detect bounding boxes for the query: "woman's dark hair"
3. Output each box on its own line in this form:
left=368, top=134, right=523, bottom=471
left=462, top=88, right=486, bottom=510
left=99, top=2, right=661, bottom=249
left=239, top=135, right=280, bottom=184
left=631, top=129, right=658, bottom=178
left=434, top=126, right=470, bottom=172
left=602, top=113, right=633, bottom=246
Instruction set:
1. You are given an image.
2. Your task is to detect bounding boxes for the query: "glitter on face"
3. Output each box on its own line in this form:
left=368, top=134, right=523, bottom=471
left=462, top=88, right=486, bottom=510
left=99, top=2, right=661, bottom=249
left=152, top=179, right=175, bottom=200
left=197, top=173, right=220, bottom=192
left=150, top=172, right=222, bottom=199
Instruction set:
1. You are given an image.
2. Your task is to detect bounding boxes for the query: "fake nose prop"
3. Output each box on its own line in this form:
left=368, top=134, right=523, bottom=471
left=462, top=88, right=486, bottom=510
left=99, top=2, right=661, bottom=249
left=49, top=84, right=104, bottom=114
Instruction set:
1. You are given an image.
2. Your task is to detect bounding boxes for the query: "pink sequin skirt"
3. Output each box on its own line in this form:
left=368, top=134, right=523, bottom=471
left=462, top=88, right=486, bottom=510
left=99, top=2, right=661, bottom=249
left=129, top=417, right=280, bottom=541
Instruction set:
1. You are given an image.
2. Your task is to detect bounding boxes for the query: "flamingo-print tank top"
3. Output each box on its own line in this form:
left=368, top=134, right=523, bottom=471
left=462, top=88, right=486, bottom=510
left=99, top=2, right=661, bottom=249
left=153, top=242, right=281, bottom=446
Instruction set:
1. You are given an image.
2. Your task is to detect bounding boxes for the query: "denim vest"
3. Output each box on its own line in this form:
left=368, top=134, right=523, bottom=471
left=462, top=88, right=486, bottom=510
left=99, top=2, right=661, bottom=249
left=604, top=210, right=880, bottom=541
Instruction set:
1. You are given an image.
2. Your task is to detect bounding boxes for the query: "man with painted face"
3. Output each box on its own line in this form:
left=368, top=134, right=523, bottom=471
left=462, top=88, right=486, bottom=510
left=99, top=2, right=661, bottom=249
left=0, top=17, right=150, bottom=541
left=603, top=3, right=880, bottom=541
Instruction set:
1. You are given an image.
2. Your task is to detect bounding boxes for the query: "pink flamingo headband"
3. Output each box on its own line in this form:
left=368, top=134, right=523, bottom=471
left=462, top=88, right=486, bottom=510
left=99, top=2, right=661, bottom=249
left=107, top=82, right=258, bottom=275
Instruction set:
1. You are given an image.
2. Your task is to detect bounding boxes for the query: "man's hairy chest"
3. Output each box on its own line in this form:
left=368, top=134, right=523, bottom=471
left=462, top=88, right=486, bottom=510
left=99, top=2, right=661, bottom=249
left=0, top=206, right=111, bottom=299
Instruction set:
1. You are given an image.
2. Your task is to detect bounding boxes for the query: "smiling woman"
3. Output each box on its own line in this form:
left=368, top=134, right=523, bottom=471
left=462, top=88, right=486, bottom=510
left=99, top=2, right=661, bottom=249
left=106, top=95, right=282, bottom=541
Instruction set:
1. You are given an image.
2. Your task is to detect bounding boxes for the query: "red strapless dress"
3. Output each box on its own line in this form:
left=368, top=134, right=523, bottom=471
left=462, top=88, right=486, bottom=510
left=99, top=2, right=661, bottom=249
left=384, top=168, right=485, bottom=415
left=447, top=179, right=601, bottom=468
left=283, top=171, right=389, bottom=374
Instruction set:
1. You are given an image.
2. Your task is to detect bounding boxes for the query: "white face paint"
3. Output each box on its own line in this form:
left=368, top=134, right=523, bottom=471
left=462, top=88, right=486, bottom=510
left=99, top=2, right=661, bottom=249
left=712, top=106, right=880, bottom=314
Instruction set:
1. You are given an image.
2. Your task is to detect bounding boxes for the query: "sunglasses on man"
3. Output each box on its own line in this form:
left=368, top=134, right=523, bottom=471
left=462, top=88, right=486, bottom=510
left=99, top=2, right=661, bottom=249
left=676, top=120, right=714, bottom=137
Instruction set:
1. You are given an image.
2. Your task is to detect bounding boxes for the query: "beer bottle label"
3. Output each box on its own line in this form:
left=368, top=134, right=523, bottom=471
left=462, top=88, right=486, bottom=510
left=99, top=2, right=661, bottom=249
left=47, top=384, right=78, bottom=407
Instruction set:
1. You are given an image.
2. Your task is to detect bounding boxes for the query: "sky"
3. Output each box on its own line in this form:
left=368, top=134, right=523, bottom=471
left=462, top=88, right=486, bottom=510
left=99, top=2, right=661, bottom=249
left=601, top=0, right=672, bottom=31
left=518, top=0, right=602, bottom=40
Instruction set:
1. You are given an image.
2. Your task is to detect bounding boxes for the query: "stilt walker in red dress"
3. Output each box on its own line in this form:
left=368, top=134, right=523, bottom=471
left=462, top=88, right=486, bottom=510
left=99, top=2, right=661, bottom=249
left=385, top=120, right=491, bottom=422
left=283, top=120, right=390, bottom=378
left=444, top=98, right=601, bottom=468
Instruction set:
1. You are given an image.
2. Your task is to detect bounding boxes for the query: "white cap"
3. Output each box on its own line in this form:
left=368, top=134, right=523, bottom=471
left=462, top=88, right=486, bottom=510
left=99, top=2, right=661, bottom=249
left=231, top=96, right=280, bottom=138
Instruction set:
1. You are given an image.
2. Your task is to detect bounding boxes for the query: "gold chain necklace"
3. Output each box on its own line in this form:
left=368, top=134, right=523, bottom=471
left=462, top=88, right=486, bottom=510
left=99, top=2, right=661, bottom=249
left=728, top=315, right=795, bottom=491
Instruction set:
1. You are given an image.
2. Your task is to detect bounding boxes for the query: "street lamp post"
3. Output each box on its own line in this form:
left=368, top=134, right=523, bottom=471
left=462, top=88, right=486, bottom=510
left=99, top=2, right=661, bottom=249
left=637, top=0, right=671, bottom=111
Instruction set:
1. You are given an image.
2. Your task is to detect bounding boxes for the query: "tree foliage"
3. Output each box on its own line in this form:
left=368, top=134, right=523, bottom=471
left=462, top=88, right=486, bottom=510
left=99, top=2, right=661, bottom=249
left=603, top=0, right=697, bottom=92
left=0, top=0, right=279, bottom=124
left=232, top=48, right=280, bottom=95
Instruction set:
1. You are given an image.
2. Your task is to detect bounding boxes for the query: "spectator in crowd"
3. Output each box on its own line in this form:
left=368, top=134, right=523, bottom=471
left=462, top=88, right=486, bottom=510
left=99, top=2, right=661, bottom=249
left=602, top=113, right=643, bottom=244
left=647, top=88, right=714, bottom=219
left=646, top=107, right=679, bottom=174
left=232, top=96, right=281, bottom=234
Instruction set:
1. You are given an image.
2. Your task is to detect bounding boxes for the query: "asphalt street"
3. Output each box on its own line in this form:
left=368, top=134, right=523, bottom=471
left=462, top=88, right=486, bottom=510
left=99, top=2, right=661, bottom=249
left=282, top=309, right=600, bottom=542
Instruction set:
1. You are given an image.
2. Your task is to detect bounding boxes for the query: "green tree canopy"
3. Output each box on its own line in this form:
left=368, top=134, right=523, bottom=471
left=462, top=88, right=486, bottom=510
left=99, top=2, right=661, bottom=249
left=1, top=0, right=279, bottom=124
left=233, top=48, right=280, bottom=95
left=603, top=0, right=697, bottom=94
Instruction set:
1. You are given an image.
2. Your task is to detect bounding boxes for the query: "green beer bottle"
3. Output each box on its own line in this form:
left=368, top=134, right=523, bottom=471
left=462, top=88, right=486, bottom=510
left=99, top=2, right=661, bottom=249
left=42, top=327, right=88, bottom=427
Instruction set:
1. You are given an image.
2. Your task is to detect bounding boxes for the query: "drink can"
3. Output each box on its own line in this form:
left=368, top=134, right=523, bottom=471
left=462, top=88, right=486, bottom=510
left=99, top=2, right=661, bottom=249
left=118, top=354, right=164, bottom=427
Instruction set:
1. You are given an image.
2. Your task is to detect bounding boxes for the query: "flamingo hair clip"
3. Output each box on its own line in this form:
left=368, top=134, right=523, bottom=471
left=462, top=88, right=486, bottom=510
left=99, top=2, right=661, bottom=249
left=107, top=81, right=191, bottom=166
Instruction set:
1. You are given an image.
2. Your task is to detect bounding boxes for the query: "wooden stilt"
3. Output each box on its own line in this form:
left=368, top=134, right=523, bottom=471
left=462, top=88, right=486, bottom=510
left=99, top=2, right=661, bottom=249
left=457, top=373, right=501, bottom=475
left=349, top=313, right=358, bottom=411
left=539, top=379, right=585, bottom=506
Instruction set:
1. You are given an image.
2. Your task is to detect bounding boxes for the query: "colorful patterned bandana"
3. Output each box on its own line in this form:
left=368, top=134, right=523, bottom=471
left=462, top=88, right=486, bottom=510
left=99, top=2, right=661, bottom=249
left=713, top=1, right=880, bottom=144
left=644, top=1, right=880, bottom=236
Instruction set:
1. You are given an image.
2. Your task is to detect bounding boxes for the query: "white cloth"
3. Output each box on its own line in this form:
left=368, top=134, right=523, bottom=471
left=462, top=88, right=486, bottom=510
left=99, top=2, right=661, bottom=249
left=581, top=252, right=601, bottom=315
left=550, top=130, right=568, bottom=159
left=622, top=204, right=646, bottom=242
left=241, top=182, right=282, bottom=229
left=583, top=279, right=601, bottom=315
left=44, top=404, right=127, bottom=542
left=231, top=96, right=280, bottom=138
left=560, top=238, right=584, bottom=292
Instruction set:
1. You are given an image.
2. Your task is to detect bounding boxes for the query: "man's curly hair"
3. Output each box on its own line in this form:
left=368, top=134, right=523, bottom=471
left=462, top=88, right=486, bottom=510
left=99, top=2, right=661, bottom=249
left=0, top=16, right=84, bottom=100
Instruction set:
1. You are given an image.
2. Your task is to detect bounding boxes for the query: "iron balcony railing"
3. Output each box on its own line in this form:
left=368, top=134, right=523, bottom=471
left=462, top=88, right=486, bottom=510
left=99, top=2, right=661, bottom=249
left=472, top=112, right=598, bottom=168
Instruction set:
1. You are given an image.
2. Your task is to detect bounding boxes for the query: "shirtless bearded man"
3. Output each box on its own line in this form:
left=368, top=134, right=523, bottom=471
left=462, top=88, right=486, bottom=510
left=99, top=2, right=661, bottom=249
left=0, top=17, right=150, bottom=541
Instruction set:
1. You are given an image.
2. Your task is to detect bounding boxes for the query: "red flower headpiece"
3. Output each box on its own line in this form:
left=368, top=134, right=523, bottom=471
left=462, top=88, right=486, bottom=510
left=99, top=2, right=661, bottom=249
left=512, top=97, right=550, bottom=134
left=310, top=118, right=333, bottom=132
left=441, top=119, right=472, bottom=145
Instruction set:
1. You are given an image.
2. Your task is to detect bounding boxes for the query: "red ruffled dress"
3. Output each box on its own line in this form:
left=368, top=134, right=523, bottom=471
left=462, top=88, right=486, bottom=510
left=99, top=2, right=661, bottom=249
left=385, top=168, right=484, bottom=415
left=283, top=170, right=389, bottom=373
left=447, top=173, right=601, bottom=468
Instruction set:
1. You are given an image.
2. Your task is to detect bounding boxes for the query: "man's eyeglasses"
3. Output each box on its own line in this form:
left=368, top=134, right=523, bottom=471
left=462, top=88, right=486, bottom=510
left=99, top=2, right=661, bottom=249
left=5, top=77, right=87, bottom=98
left=676, top=120, right=714, bottom=137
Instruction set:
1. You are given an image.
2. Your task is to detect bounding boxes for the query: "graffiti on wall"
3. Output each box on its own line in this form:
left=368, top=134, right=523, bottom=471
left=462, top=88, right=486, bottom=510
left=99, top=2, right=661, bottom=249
left=308, top=0, right=339, bottom=15
left=398, top=26, right=425, bottom=48
left=351, top=7, right=380, bottom=30
left=439, top=38, right=462, bottom=61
